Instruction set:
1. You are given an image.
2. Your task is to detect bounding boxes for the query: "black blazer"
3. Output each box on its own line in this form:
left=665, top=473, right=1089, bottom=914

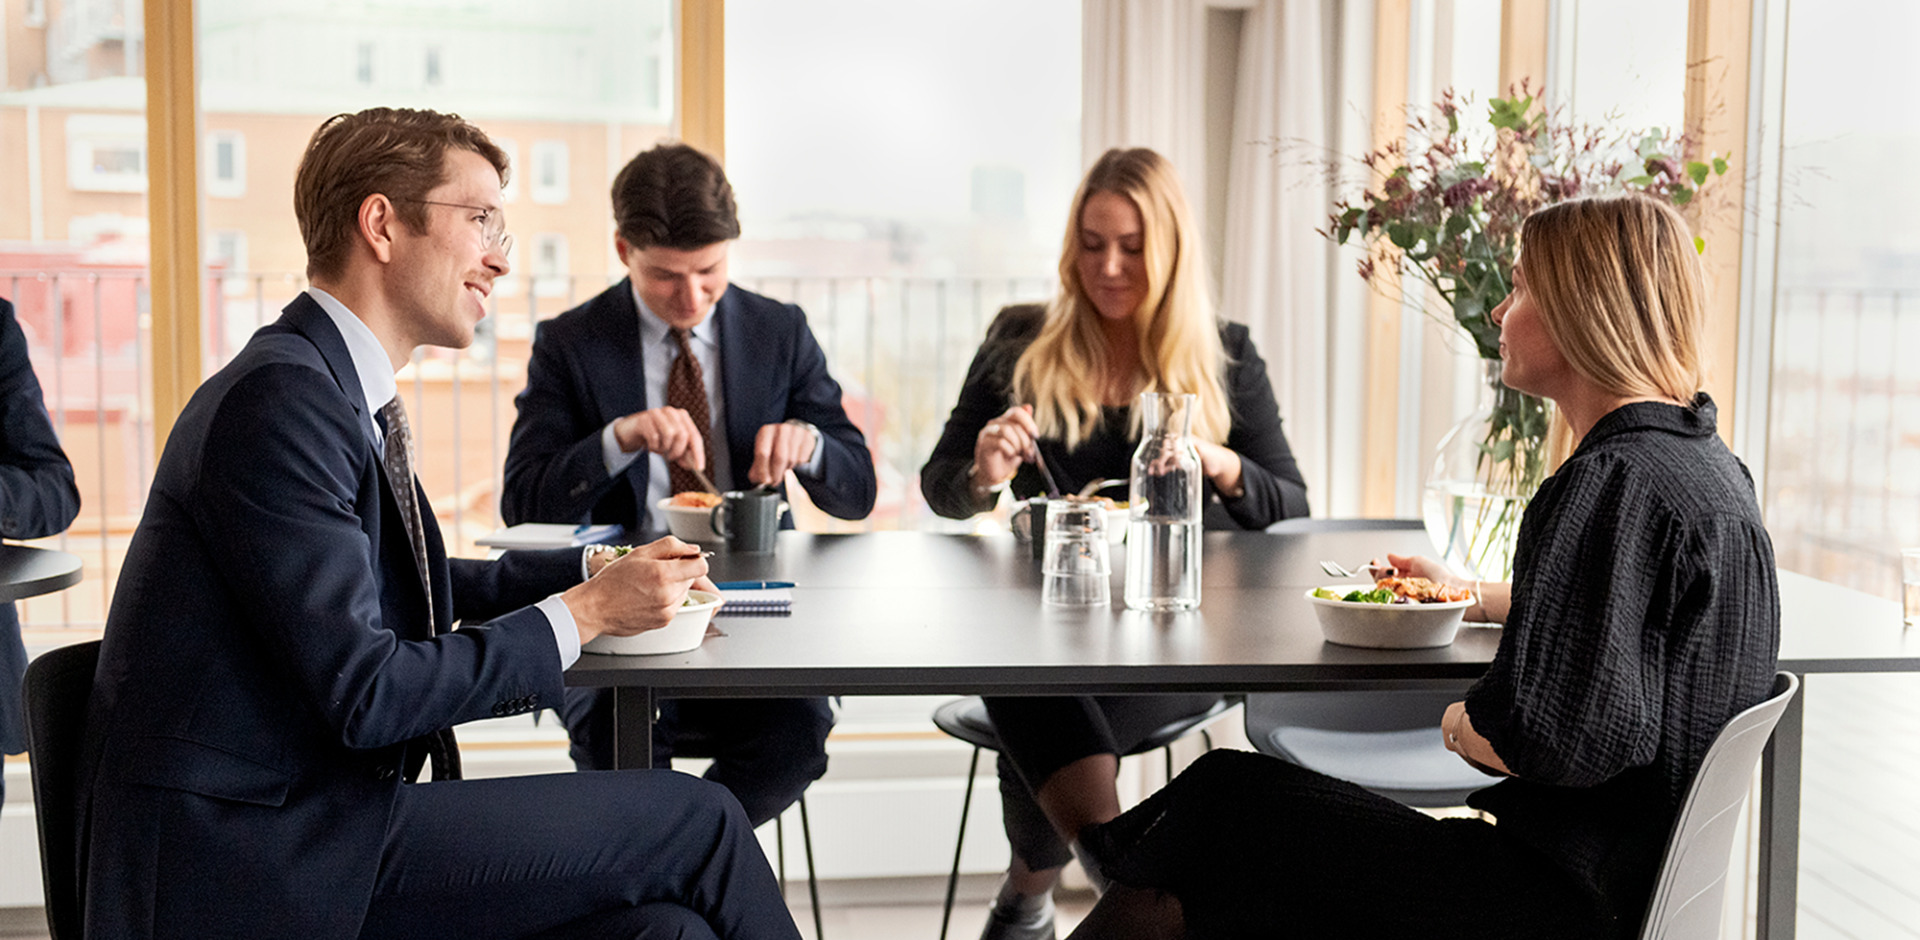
left=920, top=304, right=1309, bottom=530
left=0, top=296, right=81, bottom=757
left=81, top=295, right=581, bottom=938
left=501, top=280, right=875, bottom=533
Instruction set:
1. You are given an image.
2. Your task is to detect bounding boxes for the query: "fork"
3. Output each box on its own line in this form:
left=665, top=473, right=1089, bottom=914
left=1319, top=559, right=1388, bottom=580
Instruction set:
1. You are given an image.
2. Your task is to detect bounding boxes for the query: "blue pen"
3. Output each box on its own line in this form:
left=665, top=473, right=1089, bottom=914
left=714, top=580, right=795, bottom=590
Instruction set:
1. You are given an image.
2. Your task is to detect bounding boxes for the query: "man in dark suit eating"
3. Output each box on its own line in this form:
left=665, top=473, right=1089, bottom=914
left=81, top=108, right=800, bottom=940
left=502, top=143, right=874, bottom=825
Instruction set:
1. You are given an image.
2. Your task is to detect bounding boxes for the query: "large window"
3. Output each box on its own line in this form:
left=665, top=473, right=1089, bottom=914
left=725, top=0, right=1081, bottom=529
left=0, top=1, right=151, bottom=631
left=1757, top=0, right=1920, bottom=599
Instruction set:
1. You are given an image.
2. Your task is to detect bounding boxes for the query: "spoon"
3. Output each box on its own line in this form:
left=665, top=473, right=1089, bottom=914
left=689, top=466, right=722, bottom=496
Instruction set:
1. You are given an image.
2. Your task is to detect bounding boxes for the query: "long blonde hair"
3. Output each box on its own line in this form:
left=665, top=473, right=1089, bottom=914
left=1011, top=148, right=1230, bottom=448
left=1519, top=194, right=1708, bottom=459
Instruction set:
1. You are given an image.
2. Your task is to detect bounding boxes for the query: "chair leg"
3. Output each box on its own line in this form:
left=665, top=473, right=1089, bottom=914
left=1200, top=729, right=1212, bottom=752
left=1163, top=745, right=1173, bottom=783
left=940, top=746, right=982, bottom=940
left=777, top=810, right=789, bottom=899
left=800, top=794, right=824, bottom=940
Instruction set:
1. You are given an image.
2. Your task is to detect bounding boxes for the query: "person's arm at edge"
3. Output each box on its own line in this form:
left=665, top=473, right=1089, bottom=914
left=0, top=298, right=80, bottom=538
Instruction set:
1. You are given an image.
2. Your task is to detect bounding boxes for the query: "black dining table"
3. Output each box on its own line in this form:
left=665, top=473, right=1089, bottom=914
left=565, top=529, right=1920, bottom=940
left=0, top=542, right=83, bottom=603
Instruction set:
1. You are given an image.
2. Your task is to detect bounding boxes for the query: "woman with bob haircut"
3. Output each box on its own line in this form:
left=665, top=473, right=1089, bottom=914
left=1062, top=193, right=1781, bottom=940
left=921, top=147, right=1309, bottom=939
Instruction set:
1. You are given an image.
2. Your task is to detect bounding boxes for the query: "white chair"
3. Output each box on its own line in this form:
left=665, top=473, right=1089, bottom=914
left=1638, top=671, right=1800, bottom=940
left=1251, top=518, right=1489, bottom=807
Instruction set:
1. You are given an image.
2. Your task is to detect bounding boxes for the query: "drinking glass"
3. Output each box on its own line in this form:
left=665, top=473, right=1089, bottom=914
left=1042, top=501, right=1110, bottom=606
left=1903, top=548, right=1920, bottom=630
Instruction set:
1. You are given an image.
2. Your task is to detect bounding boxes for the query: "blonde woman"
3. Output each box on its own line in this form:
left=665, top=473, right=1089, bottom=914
left=1066, top=194, right=1780, bottom=940
left=920, top=148, right=1308, bottom=940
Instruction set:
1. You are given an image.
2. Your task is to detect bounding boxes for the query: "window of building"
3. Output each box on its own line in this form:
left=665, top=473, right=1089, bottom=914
left=356, top=42, right=374, bottom=84
left=65, top=114, right=147, bottom=193
left=494, top=137, right=520, bottom=203
left=530, top=140, right=569, bottom=204
left=532, top=233, right=571, bottom=297
left=426, top=46, right=443, bottom=86
left=204, top=130, right=246, bottom=199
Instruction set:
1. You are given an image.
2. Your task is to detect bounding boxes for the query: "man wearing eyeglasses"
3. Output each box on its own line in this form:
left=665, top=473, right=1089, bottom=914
left=501, top=143, right=875, bottom=827
left=80, top=108, right=800, bottom=940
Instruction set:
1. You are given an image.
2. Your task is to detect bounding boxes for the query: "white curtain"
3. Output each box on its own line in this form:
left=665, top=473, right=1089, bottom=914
left=1220, top=1, right=1328, bottom=513
left=1083, top=0, right=1337, bottom=515
left=1081, top=0, right=1211, bottom=196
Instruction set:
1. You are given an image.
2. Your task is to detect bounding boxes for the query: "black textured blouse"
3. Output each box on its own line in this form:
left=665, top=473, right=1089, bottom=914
left=919, top=304, right=1309, bottom=530
left=1465, top=394, right=1780, bottom=925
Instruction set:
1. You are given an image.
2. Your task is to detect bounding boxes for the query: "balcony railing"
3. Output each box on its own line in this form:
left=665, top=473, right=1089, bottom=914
left=1764, top=286, right=1920, bottom=601
left=5, top=268, right=1054, bottom=630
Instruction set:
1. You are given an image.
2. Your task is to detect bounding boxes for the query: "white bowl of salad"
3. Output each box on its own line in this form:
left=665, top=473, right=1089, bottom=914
left=1304, top=577, right=1473, bottom=649
left=582, top=589, right=723, bottom=655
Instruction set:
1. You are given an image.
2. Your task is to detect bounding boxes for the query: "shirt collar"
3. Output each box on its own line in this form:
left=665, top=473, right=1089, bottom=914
left=1578, top=392, right=1718, bottom=453
left=306, top=286, right=399, bottom=415
left=630, top=280, right=721, bottom=349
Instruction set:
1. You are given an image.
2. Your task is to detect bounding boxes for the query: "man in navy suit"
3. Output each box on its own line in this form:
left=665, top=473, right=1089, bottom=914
left=80, top=109, right=800, bottom=940
left=502, top=143, right=874, bottom=825
left=0, top=295, right=81, bottom=807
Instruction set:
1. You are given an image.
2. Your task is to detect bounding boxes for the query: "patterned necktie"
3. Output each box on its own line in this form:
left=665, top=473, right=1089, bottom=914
left=665, top=327, right=715, bottom=495
left=379, top=397, right=461, bottom=783
left=378, top=396, right=434, bottom=630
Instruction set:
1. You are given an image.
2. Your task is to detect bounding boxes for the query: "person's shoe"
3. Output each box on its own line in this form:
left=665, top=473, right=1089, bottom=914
left=979, top=881, right=1056, bottom=940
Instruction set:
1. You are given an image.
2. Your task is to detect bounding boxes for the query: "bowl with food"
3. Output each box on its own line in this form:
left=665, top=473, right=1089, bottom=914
left=582, top=589, right=723, bottom=655
left=1304, top=576, right=1474, bottom=649
left=656, top=492, right=725, bottom=543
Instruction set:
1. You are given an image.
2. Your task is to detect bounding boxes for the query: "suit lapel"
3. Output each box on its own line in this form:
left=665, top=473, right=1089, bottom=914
left=279, top=295, right=440, bottom=638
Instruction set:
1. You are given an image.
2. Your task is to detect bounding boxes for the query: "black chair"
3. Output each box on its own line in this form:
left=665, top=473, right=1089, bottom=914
left=931, top=695, right=1234, bottom=940
left=22, top=639, right=101, bottom=940
left=1249, top=518, right=1489, bottom=806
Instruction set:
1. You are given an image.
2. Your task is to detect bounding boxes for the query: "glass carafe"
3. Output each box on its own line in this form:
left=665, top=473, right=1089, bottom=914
left=1125, top=392, right=1202, bottom=611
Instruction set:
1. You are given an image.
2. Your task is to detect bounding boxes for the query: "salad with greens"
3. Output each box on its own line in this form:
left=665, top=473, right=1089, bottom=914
left=1314, top=587, right=1396, bottom=604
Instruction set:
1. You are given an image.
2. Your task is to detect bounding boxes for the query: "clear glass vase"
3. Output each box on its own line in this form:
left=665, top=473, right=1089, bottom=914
left=1125, top=392, right=1203, bottom=611
left=1421, top=360, right=1550, bottom=580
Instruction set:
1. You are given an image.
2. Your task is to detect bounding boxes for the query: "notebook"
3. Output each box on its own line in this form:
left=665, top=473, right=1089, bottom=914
left=716, top=586, right=792, bottom=616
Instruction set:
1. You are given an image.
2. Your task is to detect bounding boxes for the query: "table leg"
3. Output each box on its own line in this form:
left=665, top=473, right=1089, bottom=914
left=612, top=686, right=655, bottom=770
left=1758, top=678, right=1804, bottom=940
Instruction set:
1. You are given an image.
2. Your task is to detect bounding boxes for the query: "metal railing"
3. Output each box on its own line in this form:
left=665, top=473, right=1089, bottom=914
left=6, top=268, right=1054, bottom=630
left=1763, top=286, right=1920, bottom=600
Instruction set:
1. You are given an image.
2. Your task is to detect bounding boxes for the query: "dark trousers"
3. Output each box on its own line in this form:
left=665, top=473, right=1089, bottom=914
left=359, top=769, right=800, bottom=940
left=558, top=688, right=833, bottom=827
left=981, top=693, right=1221, bottom=872
left=1, top=604, right=24, bottom=806
left=1083, top=750, right=1614, bottom=940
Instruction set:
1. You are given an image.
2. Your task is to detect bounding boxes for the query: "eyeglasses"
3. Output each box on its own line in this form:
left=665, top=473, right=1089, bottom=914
left=392, top=199, right=514, bottom=257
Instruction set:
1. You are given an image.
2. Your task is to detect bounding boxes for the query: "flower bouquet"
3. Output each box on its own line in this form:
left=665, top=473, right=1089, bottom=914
left=1326, top=86, right=1728, bottom=578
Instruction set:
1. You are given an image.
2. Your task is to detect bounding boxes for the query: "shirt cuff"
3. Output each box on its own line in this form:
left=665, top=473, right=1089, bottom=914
left=602, top=421, right=643, bottom=477
left=536, top=593, right=583, bottom=669
left=791, top=420, right=825, bottom=478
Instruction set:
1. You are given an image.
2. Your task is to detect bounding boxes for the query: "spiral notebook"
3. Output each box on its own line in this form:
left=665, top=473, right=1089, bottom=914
left=716, top=586, right=793, bottom=616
